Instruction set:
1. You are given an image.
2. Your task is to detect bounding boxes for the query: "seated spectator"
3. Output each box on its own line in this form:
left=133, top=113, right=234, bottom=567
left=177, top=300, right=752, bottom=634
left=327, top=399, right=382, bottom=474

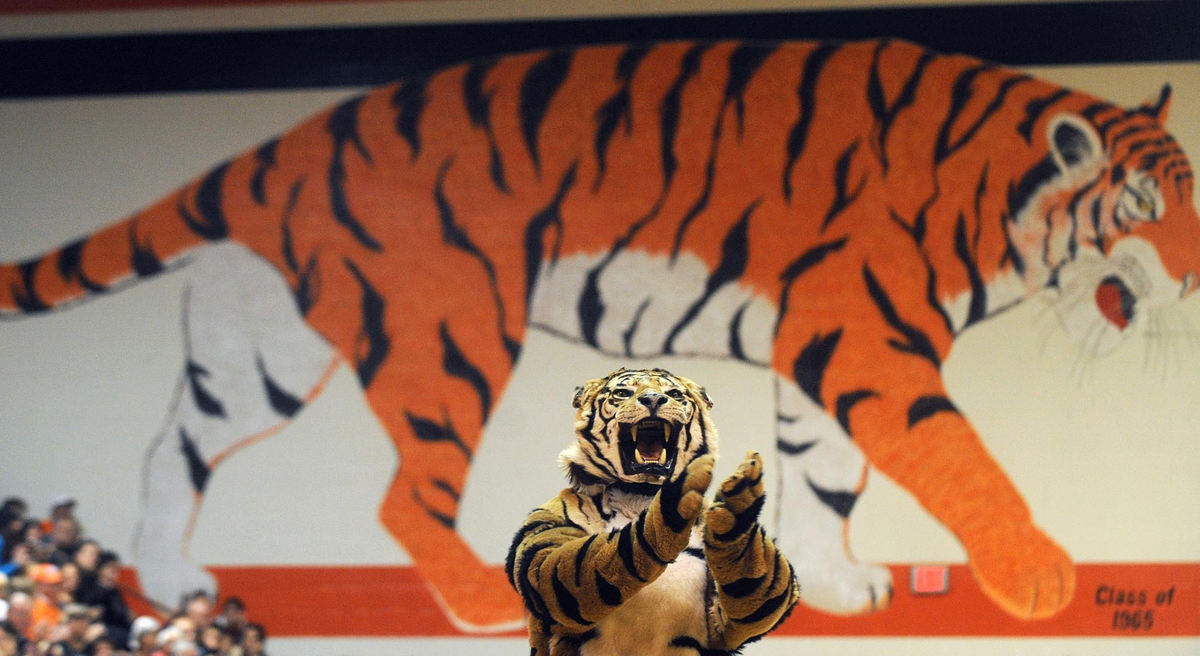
left=240, top=624, right=267, bottom=656
left=46, top=519, right=83, bottom=569
left=0, top=620, right=20, bottom=656
left=30, top=563, right=64, bottom=642
left=76, top=552, right=132, bottom=648
left=88, top=633, right=118, bottom=656
left=4, top=593, right=32, bottom=644
left=212, top=597, right=246, bottom=644
left=182, top=591, right=213, bottom=638
left=127, top=616, right=161, bottom=656
left=46, top=602, right=94, bottom=656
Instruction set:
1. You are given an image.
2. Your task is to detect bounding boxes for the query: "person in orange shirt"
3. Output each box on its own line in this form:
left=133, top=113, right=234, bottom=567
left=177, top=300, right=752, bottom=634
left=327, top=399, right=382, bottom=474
left=29, top=563, right=64, bottom=642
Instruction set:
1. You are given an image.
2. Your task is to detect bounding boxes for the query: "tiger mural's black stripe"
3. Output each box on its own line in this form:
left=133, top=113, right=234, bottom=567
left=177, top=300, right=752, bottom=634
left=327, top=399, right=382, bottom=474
left=784, top=43, right=840, bottom=199
left=660, top=44, right=709, bottom=194
left=775, top=237, right=849, bottom=336
left=256, top=355, right=303, bottom=418
left=954, top=212, right=988, bottom=328
left=807, top=478, right=857, bottom=519
left=438, top=321, right=493, bottom=421
left=862, top=265, right=941, bottom=367
left=867, top=40, right=934, bottom=172
left=793, top=328, right=843, bottom=408
left=725, top=43, right=779, bottom=136
left=822, top=140, right=869, bottom=232
left=391, top=75, right=428, bottom=161
left=412, top=485, right=456, bottom=530
left=621, top=298, right=651, bottom=357
left=56, top=240, right=106, bottom=293
left=180, top=161, right=231, bottom=241
left=186, top=360, right=226, bottom=418
left=593, top=45, right=652, bottom=191
left=836, top=389, right=878, bottom=434
left=433, top=159, right=519, bottom=360
left=663, top=199, right=756, bottom=354
left=936, top=68, right=1032, bottom=165
left=129, top=221, right=165, bottom=276
left=327, top=96, right=383, bottom=252
left=1018, top=88, right=1072, bottom=143
left=524, top=163, right=575, bottom=309
left=250, top=138, right=279, bottom=206
left=179, top=427, right=211, bottom=494
left=279, top=179, right=306, bottom=274
left=775, top=438, right=816, bottom=456
left=404, top=411, right=471, bottom=459
left=727, top=301, right=751, bottom=361
left=343, top=257, right=389, bottom=386
left=520, top=49, right=574, bottom=176
left=922, top=259, right=958, bottom=337
left=462, top=58, right=511, bottom=194
left=669, top=43, right=763, bottom=261
left=907, top=395, right=960, bottom=429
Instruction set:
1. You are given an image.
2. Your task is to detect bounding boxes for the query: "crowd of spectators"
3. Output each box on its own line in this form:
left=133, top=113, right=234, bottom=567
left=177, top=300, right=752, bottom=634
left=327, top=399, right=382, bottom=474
left=0, top=497, right=268, bottom=656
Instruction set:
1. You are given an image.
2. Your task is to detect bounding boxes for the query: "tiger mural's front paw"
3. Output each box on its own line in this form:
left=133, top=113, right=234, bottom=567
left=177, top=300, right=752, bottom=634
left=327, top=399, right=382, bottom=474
left=967, top=523, right=1075, bottom=619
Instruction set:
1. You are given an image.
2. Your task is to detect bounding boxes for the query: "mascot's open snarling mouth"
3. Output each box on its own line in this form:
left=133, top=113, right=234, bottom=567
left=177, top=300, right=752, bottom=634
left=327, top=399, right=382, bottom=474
left=562, top=367, right=716, bottom=490
left=619, top=418, right=678, bottom=477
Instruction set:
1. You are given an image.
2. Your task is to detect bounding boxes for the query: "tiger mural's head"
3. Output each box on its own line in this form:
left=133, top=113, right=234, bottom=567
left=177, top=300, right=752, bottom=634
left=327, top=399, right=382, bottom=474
left=1011, top=86, right=1200, bottom=355
left=561, top=368, right=717, bottom=493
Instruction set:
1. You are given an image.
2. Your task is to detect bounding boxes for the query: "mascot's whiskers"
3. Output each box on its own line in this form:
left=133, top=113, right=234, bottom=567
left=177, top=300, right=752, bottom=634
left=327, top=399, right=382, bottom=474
left=506, top=367, right=800, bottom=656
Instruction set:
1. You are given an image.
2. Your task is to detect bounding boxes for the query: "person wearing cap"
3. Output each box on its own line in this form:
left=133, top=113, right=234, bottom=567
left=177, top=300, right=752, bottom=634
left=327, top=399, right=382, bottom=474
left=29, top=562, right=69, bottom=643
left=127, top=616, right=161, bottom=656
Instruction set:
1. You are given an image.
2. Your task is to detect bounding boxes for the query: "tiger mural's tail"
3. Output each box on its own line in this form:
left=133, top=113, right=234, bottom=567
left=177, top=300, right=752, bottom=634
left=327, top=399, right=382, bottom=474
left=2, top=38, right=1197, bottom=630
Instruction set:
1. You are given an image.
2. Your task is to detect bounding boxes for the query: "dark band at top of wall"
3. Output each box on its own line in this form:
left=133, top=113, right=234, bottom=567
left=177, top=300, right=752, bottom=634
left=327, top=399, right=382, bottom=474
left=0, top=0, right=1196, bottom=99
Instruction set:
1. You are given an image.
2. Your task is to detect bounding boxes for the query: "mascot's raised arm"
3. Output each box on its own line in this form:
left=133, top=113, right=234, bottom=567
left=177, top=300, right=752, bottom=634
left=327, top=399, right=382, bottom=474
left=506, top=367, right=800, bottom=655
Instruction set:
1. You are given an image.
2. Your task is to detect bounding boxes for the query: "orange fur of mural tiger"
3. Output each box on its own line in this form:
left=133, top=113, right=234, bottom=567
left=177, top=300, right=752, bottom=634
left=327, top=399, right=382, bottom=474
left=1, top=39, right=1197, bottom=628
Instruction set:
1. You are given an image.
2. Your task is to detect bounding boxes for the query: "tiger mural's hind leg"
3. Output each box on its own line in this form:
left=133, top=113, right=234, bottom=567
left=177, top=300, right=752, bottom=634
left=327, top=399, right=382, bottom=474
left=772, top=374, right=894, bottom=615
left=134, top=243, right=339, bottom=608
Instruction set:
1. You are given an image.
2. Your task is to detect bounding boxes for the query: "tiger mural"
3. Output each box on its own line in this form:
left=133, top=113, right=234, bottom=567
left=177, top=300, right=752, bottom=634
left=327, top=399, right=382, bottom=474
left=1, top=38, right=1197, bottom=629
left=507, top=367, right=799, bottom=655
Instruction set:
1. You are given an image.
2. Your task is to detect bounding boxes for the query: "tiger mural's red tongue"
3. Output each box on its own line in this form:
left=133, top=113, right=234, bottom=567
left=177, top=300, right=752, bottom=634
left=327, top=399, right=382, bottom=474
left=1095, top=276, right=1134, bottom=330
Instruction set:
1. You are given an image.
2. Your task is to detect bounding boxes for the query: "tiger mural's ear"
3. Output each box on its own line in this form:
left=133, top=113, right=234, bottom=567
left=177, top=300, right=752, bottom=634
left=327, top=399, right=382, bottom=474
left=1141, top=84, right=1172, bottom=123
left=1047, top=113, right=1104, bottom=178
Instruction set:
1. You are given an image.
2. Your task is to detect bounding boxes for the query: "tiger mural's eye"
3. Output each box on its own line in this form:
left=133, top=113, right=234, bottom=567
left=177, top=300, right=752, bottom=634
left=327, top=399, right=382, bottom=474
left=666, top=389, right=686, bottom=402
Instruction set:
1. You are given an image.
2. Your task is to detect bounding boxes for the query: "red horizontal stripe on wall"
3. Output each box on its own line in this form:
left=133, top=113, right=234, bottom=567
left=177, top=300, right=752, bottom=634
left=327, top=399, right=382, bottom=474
left=119, top=562, right=1199, bottom=637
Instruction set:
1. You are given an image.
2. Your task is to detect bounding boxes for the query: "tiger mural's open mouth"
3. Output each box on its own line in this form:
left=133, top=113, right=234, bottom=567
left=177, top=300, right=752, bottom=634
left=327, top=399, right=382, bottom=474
left=618, top=418, right=679, bottom=478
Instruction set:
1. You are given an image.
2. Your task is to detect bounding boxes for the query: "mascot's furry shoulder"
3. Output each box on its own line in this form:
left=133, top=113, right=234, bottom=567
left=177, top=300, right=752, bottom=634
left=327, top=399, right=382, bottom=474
left=506, top=367, right=800, bottom=655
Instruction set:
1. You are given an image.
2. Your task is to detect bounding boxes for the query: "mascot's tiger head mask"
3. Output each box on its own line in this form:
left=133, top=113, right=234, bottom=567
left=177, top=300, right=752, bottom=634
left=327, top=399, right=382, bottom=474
left=561, top=368, right=717, bottom=493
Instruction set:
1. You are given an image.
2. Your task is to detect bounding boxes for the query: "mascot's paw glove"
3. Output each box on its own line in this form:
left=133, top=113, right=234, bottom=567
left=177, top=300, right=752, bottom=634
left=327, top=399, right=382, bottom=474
left=705, top=451, right=766, bottom=548
left=645, top=454, right=714, bottom=557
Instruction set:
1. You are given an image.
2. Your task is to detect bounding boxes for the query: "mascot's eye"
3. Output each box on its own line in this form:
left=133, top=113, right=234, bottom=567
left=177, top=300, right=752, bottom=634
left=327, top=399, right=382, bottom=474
left=611, top=388, right=633, bottom=399
left=666, top=389, right=685, bottom=401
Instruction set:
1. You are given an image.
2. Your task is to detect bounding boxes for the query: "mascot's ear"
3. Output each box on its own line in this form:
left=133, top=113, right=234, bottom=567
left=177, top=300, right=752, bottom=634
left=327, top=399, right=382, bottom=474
left=1141, top=84, right=1172, bottom=123
left=1047, top=113, right=1104, bottom=177
left=677, top=377, right=713, bottom=409
left=572, top=374, right=615, bottom=409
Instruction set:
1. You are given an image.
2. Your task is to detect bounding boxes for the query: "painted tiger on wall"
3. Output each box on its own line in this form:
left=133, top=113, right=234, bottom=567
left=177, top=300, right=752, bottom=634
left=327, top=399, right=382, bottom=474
left=507, top=367, right=800, bottom=655
left=0, top=38, right=1196, bottom=628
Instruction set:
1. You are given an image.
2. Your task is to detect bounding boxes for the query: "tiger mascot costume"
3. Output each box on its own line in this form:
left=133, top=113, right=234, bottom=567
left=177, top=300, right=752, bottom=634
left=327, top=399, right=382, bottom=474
left=507, top=367, right=800, bottom=654
left=1, top=38, right=1197, bottom=628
